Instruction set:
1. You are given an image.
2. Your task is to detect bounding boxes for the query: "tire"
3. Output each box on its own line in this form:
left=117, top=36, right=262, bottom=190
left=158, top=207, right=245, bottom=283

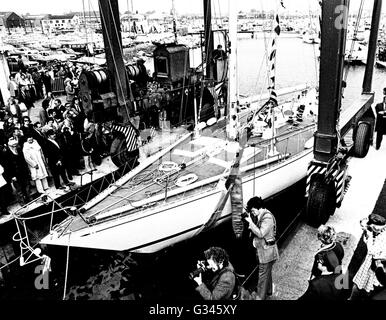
left=110, top=135, right=139, bottom=169
left=117, top=138, right=129, bottom=165
left=353, top=122, right=371, bottom=158
left=110, top=135, right=125, bottom=167
left=305, top=175, right=336, bottom=228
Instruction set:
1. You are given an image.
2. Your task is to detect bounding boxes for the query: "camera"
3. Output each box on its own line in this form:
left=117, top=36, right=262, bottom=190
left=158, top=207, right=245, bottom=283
left=189, top=261, right=208, bottom=279
left=241, top=211, right=249, bottom=219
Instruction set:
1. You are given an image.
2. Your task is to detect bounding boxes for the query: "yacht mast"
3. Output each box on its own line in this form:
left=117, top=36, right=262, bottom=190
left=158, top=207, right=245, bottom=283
left=227, top=0, right=238, bottom=141
left=172, top=0, right=178, bottom=43
left=203, top=0, right=214, bottom=79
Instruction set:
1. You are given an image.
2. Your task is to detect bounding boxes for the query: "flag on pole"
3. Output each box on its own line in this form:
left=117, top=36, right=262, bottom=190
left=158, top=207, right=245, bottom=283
left=268, top=14, right=281, bottom=107
left=111, top=123, right=139, bottom=152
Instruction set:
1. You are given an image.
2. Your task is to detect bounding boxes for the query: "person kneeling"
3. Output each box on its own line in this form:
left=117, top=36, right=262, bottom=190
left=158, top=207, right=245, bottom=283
left=193, top=247, right=236, bottom=300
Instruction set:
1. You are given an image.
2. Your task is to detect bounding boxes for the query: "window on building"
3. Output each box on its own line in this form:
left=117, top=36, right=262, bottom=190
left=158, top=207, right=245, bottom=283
left=155, top=57, right=168, bottom=77
left=56, top=20, right=59, bottom=23
left=62, top=20, right=65, bottom=23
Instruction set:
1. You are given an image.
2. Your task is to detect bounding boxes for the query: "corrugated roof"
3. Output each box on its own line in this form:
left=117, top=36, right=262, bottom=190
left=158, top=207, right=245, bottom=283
left=0, top=12, right=13, bottom=19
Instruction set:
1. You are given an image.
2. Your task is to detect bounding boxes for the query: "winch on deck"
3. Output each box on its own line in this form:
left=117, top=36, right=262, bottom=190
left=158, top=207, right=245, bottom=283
left=76, top=41, right=219, bottom=168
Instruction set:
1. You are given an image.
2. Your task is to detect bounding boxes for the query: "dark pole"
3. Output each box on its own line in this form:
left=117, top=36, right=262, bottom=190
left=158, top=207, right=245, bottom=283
left=314, top=0, right=349, bottom=162
left=203, top=0, right=214, bottom=79
left=362, top=0, right=382, bottom=93
left=98, top=0, right=131, bottom=124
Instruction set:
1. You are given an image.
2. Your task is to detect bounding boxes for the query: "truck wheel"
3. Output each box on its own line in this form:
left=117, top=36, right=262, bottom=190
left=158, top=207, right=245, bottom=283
left=118, top=139, right=130, bottom=165
left=305, top=175, right=336, bottom=228
left=110, top=135, right=125, bottom=167
left=353, top=122, right=371, bottom=158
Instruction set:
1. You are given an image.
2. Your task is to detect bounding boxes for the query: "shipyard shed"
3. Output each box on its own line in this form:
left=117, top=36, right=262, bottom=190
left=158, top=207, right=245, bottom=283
left=153, top=44, right=190, bottom=85
left=0, top=12, right=25, bottom=29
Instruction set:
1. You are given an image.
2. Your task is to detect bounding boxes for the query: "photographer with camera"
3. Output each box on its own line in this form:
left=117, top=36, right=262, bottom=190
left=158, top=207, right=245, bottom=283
left=192, top=246, right=236, bottom=300
left=243, top=196, right=279, bottom=300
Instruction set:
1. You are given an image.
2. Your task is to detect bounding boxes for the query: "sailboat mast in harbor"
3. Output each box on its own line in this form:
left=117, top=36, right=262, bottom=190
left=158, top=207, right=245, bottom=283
left=227, top=0, right=238, bottom=141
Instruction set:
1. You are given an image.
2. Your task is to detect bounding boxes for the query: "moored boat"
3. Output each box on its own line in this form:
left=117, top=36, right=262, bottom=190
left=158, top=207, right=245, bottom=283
left=38, top=0, right=322, bottom=253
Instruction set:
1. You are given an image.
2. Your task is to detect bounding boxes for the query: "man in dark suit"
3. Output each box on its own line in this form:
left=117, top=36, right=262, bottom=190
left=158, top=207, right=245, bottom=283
left=371, top=259, right=386, bottom=300
left=4, top=137, right=30, bottom=204
left=299, top=244, right=349, bottom=300
left=44, top=129, right=74, bottom=189
left=298, top=271, right=349, bottom=301
left=375, top=88, right=386, bottom=150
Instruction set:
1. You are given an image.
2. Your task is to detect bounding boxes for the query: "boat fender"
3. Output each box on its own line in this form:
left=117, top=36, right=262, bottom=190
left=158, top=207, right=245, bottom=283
left=206, top=117, right=217, bottom=126
left=159, top=161, right=179, bottom=172
left=175, top=173, right=198, bottom=187
left=197, top=122, right=207, bottom=130
left=231, top=176, right=245, bottom=239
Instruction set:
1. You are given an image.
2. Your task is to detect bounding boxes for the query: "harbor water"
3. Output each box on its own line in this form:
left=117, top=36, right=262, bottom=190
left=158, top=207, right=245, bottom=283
left=1, top=35, right=386, bottom=300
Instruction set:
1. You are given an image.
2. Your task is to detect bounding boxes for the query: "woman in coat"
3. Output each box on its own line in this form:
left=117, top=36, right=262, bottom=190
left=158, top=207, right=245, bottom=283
left=0, top=164, right=11, bottom=216
left=310, top=225, right=344, bottom=279
left=22, top=136, right=49, bottom=194
left=349, top=214, right=386, bottom=300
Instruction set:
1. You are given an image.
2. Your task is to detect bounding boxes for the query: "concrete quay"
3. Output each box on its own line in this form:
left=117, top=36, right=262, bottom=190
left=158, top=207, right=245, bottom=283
left=271, top=139, right=386, bottom=300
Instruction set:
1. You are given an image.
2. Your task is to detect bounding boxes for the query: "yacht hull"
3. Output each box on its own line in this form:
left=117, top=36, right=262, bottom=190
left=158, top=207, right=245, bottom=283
left=41, top=149, right=313, bottom=253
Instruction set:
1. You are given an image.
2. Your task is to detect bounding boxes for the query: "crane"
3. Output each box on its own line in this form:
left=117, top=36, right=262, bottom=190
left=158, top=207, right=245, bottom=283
left=305, top=0, right=382, bottom=226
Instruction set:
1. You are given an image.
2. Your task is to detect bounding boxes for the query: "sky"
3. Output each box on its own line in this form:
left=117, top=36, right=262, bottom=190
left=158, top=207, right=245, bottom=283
left=0, top=0, right=377, bottom=16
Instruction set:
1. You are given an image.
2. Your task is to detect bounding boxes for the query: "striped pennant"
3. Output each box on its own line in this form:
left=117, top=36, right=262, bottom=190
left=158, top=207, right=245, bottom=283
left=111, top=123, right=139, bottom=152
left=267, top=14, right=281, bottom=107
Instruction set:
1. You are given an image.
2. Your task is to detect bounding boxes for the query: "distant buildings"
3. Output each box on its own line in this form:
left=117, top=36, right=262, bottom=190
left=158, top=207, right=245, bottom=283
left=23, top=14, right=47, bottom=31
left=0, top=11, right=25, bottom=33
left=121, top=13, right=149, bottom=33
left=72, top=11, right=101, bottom=31
left=41, top=14, right=80, bottom=34
left=2, top=8, right=386, bottom=38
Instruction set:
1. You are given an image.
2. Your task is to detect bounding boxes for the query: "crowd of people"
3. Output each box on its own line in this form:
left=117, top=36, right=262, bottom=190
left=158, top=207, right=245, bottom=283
left=191, top=197, right=386, bottom=301
left=0, top=61, right=107, bottom=217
